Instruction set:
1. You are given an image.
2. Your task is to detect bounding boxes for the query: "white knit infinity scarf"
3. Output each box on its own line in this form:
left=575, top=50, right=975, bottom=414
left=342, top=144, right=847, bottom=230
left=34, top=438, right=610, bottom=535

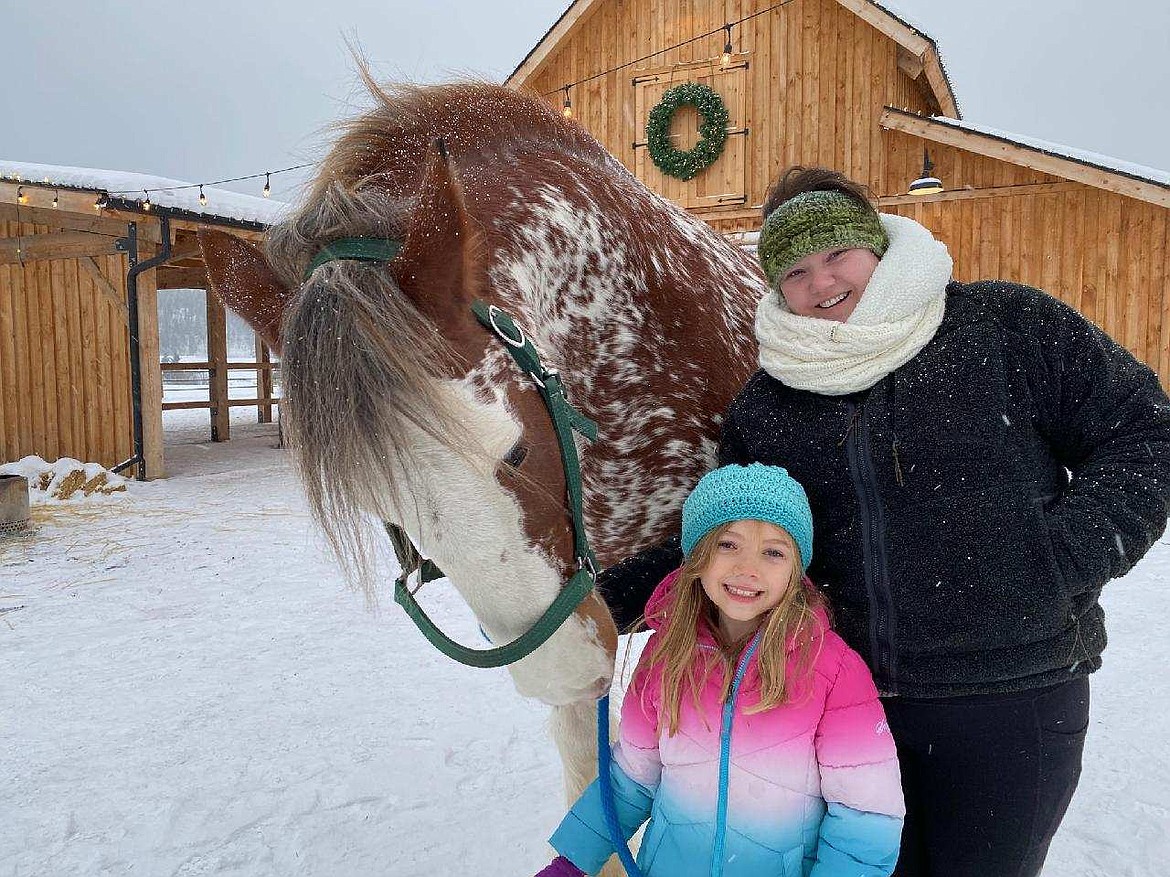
left=754, top=213, right=953, bottom=395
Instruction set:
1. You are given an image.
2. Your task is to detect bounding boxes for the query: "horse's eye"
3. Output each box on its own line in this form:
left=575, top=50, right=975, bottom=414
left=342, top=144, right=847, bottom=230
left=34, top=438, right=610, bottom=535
left=502, top=443, right=529, bottom=469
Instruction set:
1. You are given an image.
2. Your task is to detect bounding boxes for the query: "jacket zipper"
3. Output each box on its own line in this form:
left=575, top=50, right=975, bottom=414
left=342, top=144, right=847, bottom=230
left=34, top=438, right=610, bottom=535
left=844, top=397, right=899, bottom=693
left=709, top=630, right=762, bottom=877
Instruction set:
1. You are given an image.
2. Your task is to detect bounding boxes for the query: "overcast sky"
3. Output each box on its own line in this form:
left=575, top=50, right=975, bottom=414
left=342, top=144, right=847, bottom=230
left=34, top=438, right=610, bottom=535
left=3, top=0, right=1167, bottom=200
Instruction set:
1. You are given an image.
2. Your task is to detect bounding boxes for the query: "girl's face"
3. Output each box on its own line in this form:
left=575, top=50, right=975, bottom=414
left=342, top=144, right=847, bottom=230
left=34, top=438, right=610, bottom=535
left=700, top=520, right=797, bottom=642
left=778, top=247, right=880, bottom=321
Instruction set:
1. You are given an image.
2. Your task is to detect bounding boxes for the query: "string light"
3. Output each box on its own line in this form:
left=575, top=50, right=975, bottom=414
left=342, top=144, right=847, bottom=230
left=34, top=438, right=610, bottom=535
left=198, top=185, right=207, bottom=206
left=561, top=85, right=573, bottom=119
left=16, top=187, right=28, bottom=205
left=262, top=172, right=271, bottom=198
left=541, top=0, right=788, bottom=100
left=142, top=190, right=152, bottom=211
left=721, top=24, right=734, bottom=67
left=909, top=149, right=944, bottom=195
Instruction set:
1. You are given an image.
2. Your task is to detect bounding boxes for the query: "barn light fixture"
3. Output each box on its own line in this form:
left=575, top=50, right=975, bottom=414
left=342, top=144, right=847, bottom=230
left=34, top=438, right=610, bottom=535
left=262, top=172, right=271, bottom=197
left=561, top=85, right=573, bottom=119
left=721, top=24, right=734, bottom=67
left=16, top=187, right=28, bottom=205
left=198, top=185, right=207, bottom=206
left=142, top=190, right=152, bottom=211
left=909, top=149, right=944, bottom=195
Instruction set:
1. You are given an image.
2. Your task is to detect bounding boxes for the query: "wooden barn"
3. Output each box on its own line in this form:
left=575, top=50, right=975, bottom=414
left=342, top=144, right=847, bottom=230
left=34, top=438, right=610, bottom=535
left=507, top=0, right=1170, bottom=387
left=0, top=164, right=283, bottom=479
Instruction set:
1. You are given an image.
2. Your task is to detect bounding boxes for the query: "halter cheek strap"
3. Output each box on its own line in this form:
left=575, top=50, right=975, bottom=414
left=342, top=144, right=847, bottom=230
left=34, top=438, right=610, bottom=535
left=303, top=237, right=402, bottom=280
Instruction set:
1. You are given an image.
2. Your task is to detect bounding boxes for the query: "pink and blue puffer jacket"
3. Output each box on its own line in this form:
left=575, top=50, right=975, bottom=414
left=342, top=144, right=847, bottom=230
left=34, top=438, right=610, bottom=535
left=550, top=571, right=905, bottom=877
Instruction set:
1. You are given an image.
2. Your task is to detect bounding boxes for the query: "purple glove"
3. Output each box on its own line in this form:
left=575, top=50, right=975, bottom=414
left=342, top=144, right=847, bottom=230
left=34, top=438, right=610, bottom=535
left=534, top=855, right=586, bottom=877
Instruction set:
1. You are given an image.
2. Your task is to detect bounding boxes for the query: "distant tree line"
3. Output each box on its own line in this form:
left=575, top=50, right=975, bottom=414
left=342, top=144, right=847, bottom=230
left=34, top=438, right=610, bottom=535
left=157, top=289, right=258, bottom=360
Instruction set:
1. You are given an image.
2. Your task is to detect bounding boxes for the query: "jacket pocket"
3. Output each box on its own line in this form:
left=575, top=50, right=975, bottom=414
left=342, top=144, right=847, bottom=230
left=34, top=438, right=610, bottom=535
left=1030, top=487, right=1070, bottom=595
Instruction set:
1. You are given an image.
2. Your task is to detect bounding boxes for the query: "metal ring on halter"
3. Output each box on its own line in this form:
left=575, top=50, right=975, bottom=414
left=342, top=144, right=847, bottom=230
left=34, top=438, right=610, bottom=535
left=488, top=304, right=528, bottom=349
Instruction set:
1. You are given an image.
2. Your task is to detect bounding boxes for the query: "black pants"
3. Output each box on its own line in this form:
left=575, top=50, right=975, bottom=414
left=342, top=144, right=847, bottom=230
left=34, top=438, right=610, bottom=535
left=883, top=677, right=1090, bottom=877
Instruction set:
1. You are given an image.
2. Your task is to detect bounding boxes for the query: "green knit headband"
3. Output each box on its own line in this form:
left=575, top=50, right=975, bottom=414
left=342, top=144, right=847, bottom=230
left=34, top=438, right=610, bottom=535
left=758, top=190, right=889, bottom=287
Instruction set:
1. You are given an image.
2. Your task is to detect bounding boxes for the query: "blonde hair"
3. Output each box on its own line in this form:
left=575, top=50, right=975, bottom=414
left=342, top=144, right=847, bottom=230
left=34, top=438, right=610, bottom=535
left=644, top=522, right=825, bottom=736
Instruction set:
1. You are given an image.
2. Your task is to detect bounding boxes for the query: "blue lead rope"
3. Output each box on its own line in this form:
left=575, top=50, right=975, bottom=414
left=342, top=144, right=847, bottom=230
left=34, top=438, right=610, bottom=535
left=597, top=694, right=645, bottom=877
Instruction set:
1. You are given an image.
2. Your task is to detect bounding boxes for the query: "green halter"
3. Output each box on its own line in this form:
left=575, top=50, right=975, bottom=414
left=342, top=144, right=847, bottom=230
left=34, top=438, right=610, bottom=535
left=303, top=237, right=402, bottom=280
left=307, top=237, right=600, bottom=669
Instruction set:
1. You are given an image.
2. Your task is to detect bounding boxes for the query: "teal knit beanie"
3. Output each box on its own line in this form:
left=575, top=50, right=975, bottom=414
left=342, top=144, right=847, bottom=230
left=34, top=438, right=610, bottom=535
left=757, top=190, right=889, bottom=288
left=681, top=463, right=814, bottom=568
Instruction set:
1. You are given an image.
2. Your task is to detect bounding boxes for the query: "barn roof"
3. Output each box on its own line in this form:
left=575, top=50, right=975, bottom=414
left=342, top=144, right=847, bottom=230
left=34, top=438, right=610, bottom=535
left=505, top=0, right=960, bottom=118
left=879, top=109, right=1170, bottom=209
left=0, top=160, right=289, bottom=230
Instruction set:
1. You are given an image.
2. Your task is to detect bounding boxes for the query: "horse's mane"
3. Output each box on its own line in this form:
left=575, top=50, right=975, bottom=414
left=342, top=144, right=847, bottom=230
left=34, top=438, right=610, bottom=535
left=309, top=80, right=614, bottom=203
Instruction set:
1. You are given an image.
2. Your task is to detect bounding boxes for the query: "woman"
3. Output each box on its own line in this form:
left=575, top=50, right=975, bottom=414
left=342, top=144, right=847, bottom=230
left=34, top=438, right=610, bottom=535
left=597, top=167, right=1170, bottom=876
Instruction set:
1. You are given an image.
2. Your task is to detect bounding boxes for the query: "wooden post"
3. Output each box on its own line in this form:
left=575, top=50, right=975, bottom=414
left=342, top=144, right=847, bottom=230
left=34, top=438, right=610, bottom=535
left=136, top=241, right=165, bottom=478
left=256, top=335, right=273, bottom=424
left=206, top=293, right=230, bottom=442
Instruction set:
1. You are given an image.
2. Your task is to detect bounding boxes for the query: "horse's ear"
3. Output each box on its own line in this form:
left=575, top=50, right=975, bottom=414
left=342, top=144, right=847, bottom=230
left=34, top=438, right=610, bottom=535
left=394, top=138, right=479, bottom=321
left=198, top=229, right=291, bottom=353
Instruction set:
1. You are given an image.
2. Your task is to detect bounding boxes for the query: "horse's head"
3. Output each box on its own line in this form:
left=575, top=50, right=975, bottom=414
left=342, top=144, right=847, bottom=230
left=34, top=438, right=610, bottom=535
left=200, top=83, right=620, bottom=706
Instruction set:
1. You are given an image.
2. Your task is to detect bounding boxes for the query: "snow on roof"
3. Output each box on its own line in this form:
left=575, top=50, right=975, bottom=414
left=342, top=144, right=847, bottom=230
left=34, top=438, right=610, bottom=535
left=0, top=159, right=292, bottom=227
left=925, top=116, right=1170, bottom=189
left=868, top=0, right=934, bottom=43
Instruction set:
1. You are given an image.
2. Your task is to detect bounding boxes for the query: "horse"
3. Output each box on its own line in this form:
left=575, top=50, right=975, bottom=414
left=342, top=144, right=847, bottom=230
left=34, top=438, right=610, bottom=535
left=198, top=79, right=767, bottom=864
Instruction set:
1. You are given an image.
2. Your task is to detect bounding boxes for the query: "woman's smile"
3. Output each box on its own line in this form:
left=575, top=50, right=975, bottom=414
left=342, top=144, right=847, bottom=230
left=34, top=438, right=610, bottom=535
left=815, top=290, right=852, bottom=310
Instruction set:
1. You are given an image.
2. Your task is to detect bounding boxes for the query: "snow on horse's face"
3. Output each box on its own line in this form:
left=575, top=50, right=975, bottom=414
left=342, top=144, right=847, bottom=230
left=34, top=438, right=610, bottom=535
left=199, top=88, right=619, bottom=707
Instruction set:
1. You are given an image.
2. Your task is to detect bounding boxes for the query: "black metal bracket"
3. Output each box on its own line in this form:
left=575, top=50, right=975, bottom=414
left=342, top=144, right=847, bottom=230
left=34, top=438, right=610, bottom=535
left=112, top=217, right=171, bottom=480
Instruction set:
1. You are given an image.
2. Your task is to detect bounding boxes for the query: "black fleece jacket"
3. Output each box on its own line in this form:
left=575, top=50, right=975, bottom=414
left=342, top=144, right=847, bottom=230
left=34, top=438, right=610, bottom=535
left=598, top=281, right=1170, bottom=697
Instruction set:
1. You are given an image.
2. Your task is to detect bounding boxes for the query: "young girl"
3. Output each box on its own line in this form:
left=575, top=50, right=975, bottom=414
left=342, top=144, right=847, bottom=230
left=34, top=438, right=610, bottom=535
left=536, top=463, right=904, bottom=877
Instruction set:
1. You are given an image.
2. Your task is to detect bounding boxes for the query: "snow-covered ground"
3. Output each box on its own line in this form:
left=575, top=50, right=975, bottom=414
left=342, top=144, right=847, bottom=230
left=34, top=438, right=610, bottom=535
left=2, top=409, right=1168, bottom=876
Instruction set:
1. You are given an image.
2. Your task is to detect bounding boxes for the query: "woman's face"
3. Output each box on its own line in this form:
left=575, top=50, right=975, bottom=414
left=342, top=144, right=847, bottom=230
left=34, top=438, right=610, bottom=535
left=777, top=247, right=880, bottom=321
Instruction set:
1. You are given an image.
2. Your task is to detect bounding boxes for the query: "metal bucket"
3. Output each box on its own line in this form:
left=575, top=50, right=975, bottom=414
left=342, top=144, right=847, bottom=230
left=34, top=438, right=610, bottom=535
left=0, top=473, right=31, bottom=535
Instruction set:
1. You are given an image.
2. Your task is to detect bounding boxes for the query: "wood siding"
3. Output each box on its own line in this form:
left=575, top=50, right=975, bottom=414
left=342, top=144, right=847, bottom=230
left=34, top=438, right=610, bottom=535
left=520, top=0, right=938, bottom=218
left=0, top=219, right=136, bottom=468
left=879, top=171, right=1170, bottom=387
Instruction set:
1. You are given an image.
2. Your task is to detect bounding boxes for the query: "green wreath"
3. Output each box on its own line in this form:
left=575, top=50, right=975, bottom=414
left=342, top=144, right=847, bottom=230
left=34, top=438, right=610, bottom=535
left=646, top=82, right=730, bottom=181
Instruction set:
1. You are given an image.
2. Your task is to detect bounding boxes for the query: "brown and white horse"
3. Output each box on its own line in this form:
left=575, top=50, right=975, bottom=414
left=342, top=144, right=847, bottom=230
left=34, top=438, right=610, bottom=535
left=199, top=80, right=765, bottom=823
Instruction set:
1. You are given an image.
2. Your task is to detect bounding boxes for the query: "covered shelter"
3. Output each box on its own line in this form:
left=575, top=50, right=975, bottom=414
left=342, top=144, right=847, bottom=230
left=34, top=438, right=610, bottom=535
left=0, top=162, right=287, bottom=479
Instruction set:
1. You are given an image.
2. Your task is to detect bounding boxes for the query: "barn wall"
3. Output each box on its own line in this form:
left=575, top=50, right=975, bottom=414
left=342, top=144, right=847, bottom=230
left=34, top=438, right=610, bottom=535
left=0, top=220, right=135, bottom=468
left=519, top=0, right=940, bottom=214
left=883, top=180, right=1169, bottom=387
